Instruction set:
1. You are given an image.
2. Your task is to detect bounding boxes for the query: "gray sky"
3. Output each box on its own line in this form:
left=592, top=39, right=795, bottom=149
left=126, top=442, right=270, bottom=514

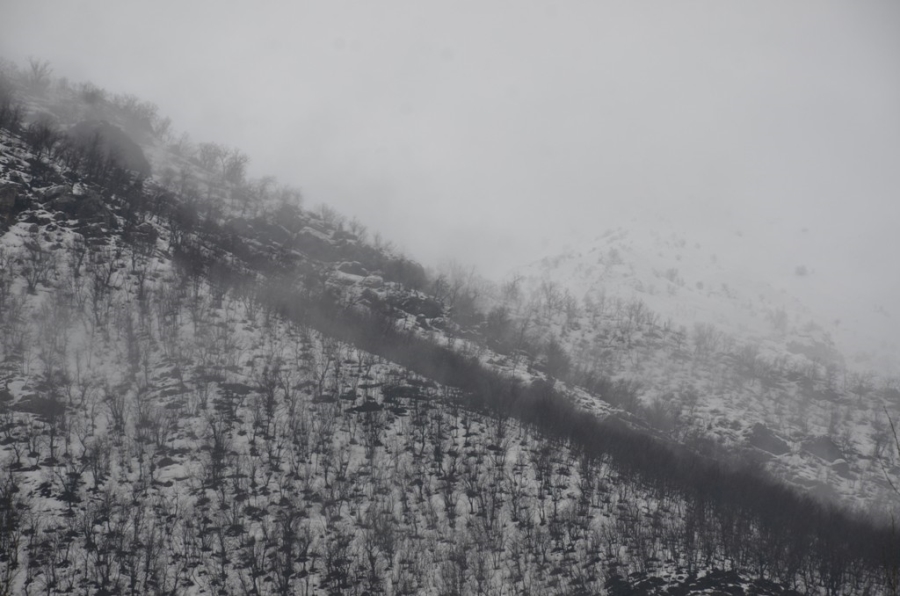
left=2, top=1, right=900, bottom=360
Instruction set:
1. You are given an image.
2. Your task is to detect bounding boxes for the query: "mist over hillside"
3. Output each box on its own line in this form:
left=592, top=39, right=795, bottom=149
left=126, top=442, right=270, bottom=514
left=1, top=3, right=900, bottom=595
left=1, top=2, right=898, bottom=317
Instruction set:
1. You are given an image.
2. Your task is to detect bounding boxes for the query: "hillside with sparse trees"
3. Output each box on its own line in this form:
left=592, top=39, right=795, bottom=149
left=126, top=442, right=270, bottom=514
left=1, top=58, right=900, bottom=596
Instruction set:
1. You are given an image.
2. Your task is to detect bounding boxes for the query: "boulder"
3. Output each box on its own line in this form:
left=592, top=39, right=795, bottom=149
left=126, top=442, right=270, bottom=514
left=8, top=171, right=29, bottom=185
left=399, top=294, right=443, bottom=319
left=51, top=195, right=79, bottom=215
left=77, top=194, right=111, bottom=222
left=337, top=261, right=368, bottom=276
left=831, top=459, right=851, bottom=477
left=746, top=423, right=791, bottom=456
left=40, top=184, right=69, bottom=201
left=136, top=221, right=158, bottom=239
left=802, top=435, right=844, bottom=463
left=361, top=275, right=384, bottom=288
left=52, top=190, right=115, bottom=229
left=0, top=182, right=20, bottom=213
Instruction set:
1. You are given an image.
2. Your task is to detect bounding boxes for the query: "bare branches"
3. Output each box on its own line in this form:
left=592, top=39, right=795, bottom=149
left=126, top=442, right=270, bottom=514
left=21, top=235, right=54, bottom=294
left=26, top=57, right=52, bottom=94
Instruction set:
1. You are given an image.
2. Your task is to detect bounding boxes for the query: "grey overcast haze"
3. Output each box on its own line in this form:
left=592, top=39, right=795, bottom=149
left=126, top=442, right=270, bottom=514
left=2, top=1, right=900, bottom=363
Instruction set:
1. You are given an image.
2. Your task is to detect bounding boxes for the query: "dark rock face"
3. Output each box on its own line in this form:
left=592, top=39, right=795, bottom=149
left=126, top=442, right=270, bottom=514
left=831, top=459, right=851, bottom=477
left=39, top=184, right=69, bottom=201
left=0, top=182, right=18, bottom=213
left=398, top=294, right=443, bottom=319
left=68, top=120, right=152, bottom=177
left=49, top=188, right=117, bottom=230
left=135, top=221, right=157, bottom=240
left=337, top=261, right=368, bottom=276
left=747, top=423, right=791, bottom=456
left=787, top=339, right=844, bottom=368
left=802, top=435, right=844, bottom=463
left=0, top=182, right=29, bottom=226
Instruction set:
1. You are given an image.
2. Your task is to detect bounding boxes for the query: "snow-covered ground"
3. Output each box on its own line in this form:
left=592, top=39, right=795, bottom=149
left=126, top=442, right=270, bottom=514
left=0, top=73, right=894, bottom=594
left=502, top=226, right=900, bottom=513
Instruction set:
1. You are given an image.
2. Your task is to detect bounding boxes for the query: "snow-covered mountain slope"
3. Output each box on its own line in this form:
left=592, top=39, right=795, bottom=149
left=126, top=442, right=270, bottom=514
left=5, top=127, right=881, bottom=596
left=523, top=225, right=897, bottom=371
left=1, top=65, right=897, bottom=595
left=508, top=226, right=900, bottom=513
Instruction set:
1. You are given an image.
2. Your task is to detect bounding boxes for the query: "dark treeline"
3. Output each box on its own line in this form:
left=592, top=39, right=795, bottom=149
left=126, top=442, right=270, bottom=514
left=265, top=282, right=898, bottom=593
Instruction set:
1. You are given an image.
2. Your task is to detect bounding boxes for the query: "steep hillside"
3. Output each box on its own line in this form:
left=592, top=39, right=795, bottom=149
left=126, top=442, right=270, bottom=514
left=501, top=229, right=900, bottom=513
left=0, top=62, right=898, bottom=596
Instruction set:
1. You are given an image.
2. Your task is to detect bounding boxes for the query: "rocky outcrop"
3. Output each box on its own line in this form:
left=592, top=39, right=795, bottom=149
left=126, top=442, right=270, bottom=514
left=0, top=181, right=29, bottom=225
left=49, top=187, right=117, bottom=231
left=831, top=459, right=851, bottom=477
left=39, top=184, right=69, bottom=201
left=398, top=294, right=444, bottom=319
left=337, top=261, right=367, bottom=276
left=746, top=423, right=791, bottom=456
left=802, top=435, right=844, bottom=463
left=0, top=181, right=19, bottom=213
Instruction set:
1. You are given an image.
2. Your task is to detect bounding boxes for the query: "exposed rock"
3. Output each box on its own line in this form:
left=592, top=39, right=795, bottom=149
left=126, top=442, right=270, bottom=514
left=787, top=339, right=843, bottom=368
left=14, top=395, right=66, bottom=418
left=79, top=222, right=107, bottom=238
left=747, top=423, right=791, bottom=456
left=831, top=459, right=851, bottom=477
left=52, top=195, right=78, bottom=215
left=52, top=189, right=116, bottom=228
left=360, top=288, right=383, bottom=306
left=133, top=221, right=158, bottom=242
left=236, top=218, right=292, bottom=246
left=802, top=435, right=844, bottom=463
left=361, top=275, right=384, bottom=288
left=398, top=294, right=443, bottom=319
left=8, top=170, right=29, bottom=185
left=332, top=228, right=359, bottom=242
left=84, top=196, right=112, bottom=223
left=329, top=274, right=357, bottom=287
left=0, top=182, right=19, bottom=213
left=337, top=261, right=367, bottom=276
left=298, top=225, right=331, bottom=242
left=348, top=400, right=383, bottom=413
left=40, top=184, right=69, bottom=201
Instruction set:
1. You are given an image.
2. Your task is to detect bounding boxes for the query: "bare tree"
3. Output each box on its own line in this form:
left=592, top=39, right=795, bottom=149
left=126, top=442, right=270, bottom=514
left=268, top=507, right=315, bottom=596
left=26, top=57, right=52, bottom=93
left=25, top=116, right=60, bottom=160
left=880, top=409, right=900, bottom=595
left=322, top=524, right=354, bottom=592
left=692, top=322, right=722, bottom=361
left=21, top=236, right=55, bottom=294
left=221, top=148, right=248, bottom=186
left=0, top=76, right=23, bottom=130
left=0, top=472, right=28, bottom=595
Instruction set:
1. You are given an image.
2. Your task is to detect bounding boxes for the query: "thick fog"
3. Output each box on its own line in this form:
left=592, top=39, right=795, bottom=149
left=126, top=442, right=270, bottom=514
left=2, top=2, right=899, bottom=365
